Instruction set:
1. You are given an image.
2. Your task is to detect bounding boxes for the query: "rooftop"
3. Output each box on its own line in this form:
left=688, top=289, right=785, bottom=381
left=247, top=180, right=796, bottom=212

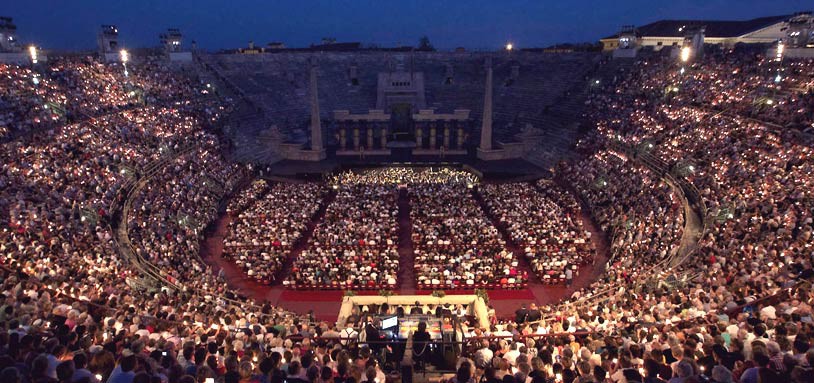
left=602, top=15, right=790, bottom=40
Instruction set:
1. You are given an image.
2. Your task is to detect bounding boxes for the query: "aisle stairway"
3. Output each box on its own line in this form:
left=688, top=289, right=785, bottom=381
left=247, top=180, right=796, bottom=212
left=470, top=186, right=542, bottom=286
left=396, top=188, right=417, bottom=293
left=273, top=189, right=337, bottom=284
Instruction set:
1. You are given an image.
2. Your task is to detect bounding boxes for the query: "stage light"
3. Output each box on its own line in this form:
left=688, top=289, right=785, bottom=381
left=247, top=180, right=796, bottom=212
left=120, top=49, right=129, bottom=63
left=680, top=46, right=691, bottom=63
left=505, top=43, right=513, bottom=51
left=29, top=45, right=38, bottom=64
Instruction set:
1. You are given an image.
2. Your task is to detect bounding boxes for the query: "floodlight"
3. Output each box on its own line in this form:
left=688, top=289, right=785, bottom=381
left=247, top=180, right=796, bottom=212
left=680, top=46, right=691, bottom=63
left=29, top=45, right=38, bottom=64
left=776, top=41, right=784, bottom=61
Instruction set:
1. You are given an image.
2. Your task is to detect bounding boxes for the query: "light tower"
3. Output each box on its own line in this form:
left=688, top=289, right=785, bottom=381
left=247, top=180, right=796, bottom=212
left=681, top=25, right=705, bottom=60
left=613, top=25, right=640, bottom=58
left=159, top=28, right=183, bottom=53
left=97, top=25, right=120, bottom=62
left=160, top=28, right=193, bottom=62
left=785, top=12, right=814, bottom=48
left=0, top=17, right=21, bottom=52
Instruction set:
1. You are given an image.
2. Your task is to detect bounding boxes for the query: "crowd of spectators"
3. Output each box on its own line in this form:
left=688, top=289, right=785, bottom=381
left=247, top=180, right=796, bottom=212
left=285, top=182, right=400, bottom=289
left=0, top=47, right=813, bottom=383
left=481, top=181, right=595, bottom=284
left=562, top=150, right=684, bottom=282
left=410, top=180, right=525, bottom=289
left=0, top=57, right=335, bottom=383
left=223, top=181, right=325, bottom=284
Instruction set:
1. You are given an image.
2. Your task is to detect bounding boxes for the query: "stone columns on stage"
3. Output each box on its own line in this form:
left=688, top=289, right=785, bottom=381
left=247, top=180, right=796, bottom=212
left=443, top=123, right=451, bottom=149
left=380, top=125, right=388, bottom=148
left=429, top=124, right=437, bottom=150
left=333, top=110, right=392, bottom=156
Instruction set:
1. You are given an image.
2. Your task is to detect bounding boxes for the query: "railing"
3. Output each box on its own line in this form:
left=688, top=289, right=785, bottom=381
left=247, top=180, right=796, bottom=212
left=549, top=139, right=709, bottom=314
left=111, top=144, right=278, bottom=315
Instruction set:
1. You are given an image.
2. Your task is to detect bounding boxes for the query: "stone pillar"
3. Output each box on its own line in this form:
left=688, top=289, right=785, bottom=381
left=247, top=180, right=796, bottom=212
left=416, top=126, right=423, bottom=148
left=367, top=126, right=374, bottom=150
left=479, top=58, right=493, bottom=151
left=339, top=127, right=347, bottom=150
left=443, top=123, right=451, bottom=149
left=457, top=126, right=464, bottom=149
left=380, top=126, right=387, bottom=149
left=429, top=124, right=437, bottom=150
left=309, top=61, right=324, bottom=152
left=353, top=127, right=360, bottom=150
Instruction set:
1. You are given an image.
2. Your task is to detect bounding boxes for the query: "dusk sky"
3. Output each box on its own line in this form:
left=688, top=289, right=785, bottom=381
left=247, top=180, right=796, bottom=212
left=3, top=0, right=810, bottom=51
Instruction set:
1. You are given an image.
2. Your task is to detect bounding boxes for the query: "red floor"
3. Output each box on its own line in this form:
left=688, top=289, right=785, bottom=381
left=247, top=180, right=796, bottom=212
left=199, top=182, right=610, bottom=322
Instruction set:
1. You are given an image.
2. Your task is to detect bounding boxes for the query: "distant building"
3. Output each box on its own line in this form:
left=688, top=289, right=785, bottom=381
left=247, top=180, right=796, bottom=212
left=600, top=15, right=789, bottom=52
left=239, top=41, right=262, bottom=54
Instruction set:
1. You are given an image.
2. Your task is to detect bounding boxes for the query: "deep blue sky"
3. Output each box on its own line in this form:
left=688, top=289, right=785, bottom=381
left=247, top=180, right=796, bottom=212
left=3, top=0, right=810, bottom=51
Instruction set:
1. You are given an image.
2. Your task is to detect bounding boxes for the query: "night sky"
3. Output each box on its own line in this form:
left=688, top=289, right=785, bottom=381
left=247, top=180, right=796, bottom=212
left=3, top=0, right=810, bottom=51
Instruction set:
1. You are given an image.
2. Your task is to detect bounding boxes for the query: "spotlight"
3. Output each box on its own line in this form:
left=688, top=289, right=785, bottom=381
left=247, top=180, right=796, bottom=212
left=120, top=49, right=129, bottom=63
left=505, top=43, right=513, bottom=51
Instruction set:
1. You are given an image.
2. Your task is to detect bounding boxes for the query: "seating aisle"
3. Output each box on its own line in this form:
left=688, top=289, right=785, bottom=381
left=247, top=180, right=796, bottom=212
left=396, top=188, right=417, bottom=293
